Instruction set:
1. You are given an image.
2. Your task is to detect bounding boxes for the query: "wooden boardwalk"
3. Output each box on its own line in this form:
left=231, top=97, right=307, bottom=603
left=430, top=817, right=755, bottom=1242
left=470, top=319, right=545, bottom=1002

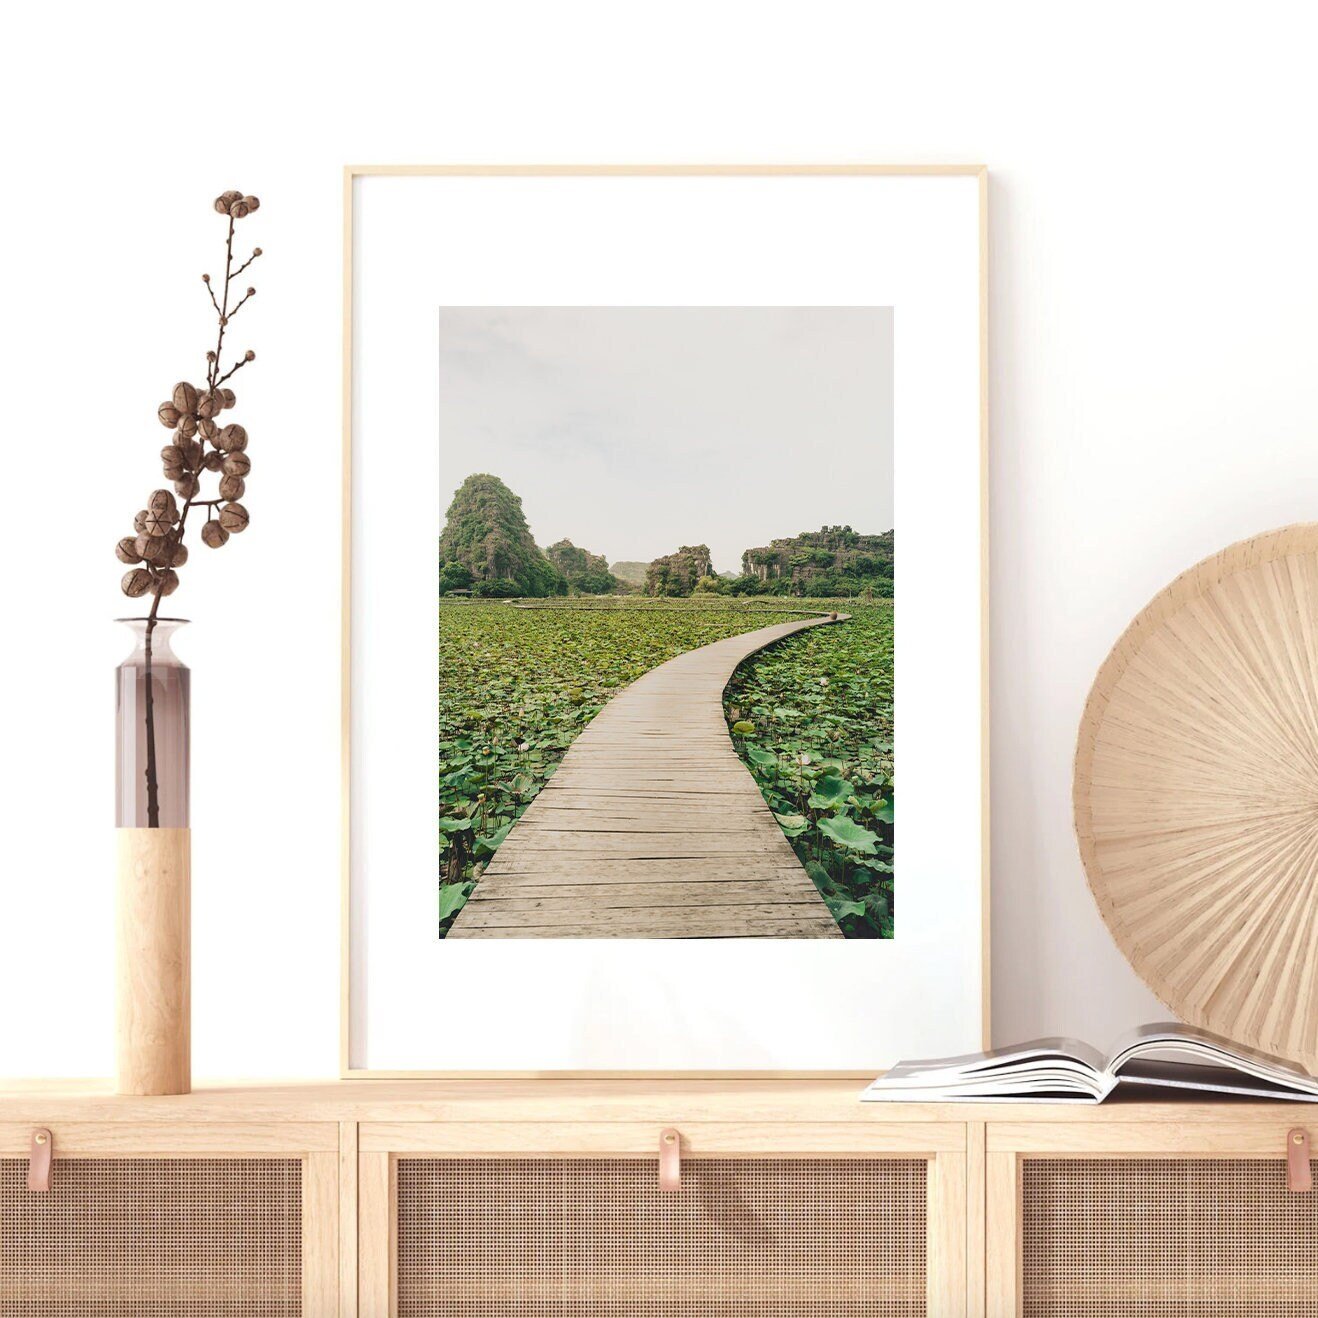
left=448, top=612, right=848, bottom=939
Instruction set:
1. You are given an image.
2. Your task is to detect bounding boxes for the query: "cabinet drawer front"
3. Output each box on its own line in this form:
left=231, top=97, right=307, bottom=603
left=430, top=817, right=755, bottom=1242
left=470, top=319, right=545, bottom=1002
left=395, top=1156, right=928, bottom=1316
left=1020, top=1156, right=1318, bottom=1316
left=0, top=1156, right=303, bottom=1314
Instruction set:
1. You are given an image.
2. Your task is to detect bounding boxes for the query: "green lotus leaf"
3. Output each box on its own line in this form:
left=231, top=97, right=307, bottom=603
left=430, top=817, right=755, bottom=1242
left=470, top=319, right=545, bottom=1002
left=818, top=814, right=879, bottom=854
left=475, top=822, right=513, bottom=854
left=438, top=882, right=473, bottom=921
left=808, top=773, right=852, bottom=810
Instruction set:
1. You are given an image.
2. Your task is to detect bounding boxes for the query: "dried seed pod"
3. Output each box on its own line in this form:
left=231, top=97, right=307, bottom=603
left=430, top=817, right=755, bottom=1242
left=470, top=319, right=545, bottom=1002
left=202, top=449, right=225, bottom=471
left=221, top=451, right=250, bottom=478
left=201, top=520, right=229, bottom=549
left=214, top=190, right=242, bottom=213
left=177, top=414, right=198, bottom=439
left=177, top=437, right=203, bottom=467
left=242, top=195, right=260, bottom=212
left=218, top=501, right=249, bottom=533
left=158, top=402, right=181, bottom=428
left=134, top=534, right=167, bottom=562
left=198, top=417, right=218, bottom=442
left=156, top=569, right=180, bottom=597
left=133, top=509, right=151, bottom=535
left=148, top=489, right=179, bottom=520
left=197, top=390, right=223, bottom=419
left=116, top=535, right=143, bottom=564
left=219, top=388, right=236, bottom=409
left=121, top=568, right=155, bottom=598
left=172, top=382, right=199, bottom=415
left=174, top=474, right=201, bottom=500
left=216, top=423, right=248, bottom=452
left=161, top=447, right=186, bottom=478
left=142, top=511, right=174, bottom=539
left=218, top=473, right=245, bottom=501
left=165, top=541, right=189, bottom=568
left=229, top=199, right=250, bottom=219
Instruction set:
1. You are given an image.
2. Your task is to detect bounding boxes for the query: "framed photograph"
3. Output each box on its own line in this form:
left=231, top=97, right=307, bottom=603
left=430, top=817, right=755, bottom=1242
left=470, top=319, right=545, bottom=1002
left=344, top=166, right=987, bottom=1075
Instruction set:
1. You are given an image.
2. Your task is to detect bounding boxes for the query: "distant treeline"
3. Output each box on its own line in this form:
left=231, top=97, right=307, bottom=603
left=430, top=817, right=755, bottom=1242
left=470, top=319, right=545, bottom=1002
left=438, top=474, right=894, bottom=599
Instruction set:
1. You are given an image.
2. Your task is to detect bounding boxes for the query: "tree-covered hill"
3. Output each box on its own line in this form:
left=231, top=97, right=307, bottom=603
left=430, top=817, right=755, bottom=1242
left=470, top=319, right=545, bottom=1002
left=545, top=539, right=619, bottom=594
left=645, top=545, right=713, bottom=597
left=438, top=473, right=566, bottom=597
left=734, top=526, right=894, bottom=597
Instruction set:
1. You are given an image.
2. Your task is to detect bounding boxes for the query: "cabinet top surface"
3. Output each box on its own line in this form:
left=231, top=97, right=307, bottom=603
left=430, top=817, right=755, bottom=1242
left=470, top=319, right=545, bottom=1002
left=0, top=1077, right=1313, bottom=1124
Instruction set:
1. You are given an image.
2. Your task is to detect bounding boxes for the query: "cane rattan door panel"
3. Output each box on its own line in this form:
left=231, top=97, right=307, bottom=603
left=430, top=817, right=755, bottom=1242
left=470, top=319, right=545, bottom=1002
left=0, top=1156, right=302, bottom=1316
left=1020, top=1157, right=1318, bottom=1316
left=395, top=1157, right=928, bottom=1316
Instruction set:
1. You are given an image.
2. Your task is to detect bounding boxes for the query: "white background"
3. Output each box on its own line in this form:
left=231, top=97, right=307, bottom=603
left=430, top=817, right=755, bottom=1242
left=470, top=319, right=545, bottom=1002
left=5, top=0, right=1315, bottom=1077
left=352, top=174, right=980, bottom=1070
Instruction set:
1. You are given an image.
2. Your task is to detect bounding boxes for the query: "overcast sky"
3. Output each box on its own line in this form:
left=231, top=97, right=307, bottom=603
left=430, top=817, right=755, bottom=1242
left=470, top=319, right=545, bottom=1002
left=437, top=307, right=893, bottom=576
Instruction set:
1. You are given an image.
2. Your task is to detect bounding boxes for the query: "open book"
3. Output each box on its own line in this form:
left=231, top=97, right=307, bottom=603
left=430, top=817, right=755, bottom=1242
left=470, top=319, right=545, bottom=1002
left=862, top=1023, right=1318, bottom=1104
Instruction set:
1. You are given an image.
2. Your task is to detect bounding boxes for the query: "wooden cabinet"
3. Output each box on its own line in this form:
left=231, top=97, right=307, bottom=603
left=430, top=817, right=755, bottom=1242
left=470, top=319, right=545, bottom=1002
left=0, top=1117, right=339, bottom=1315
left=986, top=1112, right=1318, bottom=1317
left=2, top=1084, right=1317, bottom=1318
left=358, top=1118, right=967, bottom=1316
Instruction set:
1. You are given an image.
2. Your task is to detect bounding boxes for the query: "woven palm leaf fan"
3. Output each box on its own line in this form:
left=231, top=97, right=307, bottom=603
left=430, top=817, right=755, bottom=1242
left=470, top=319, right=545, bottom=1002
left=1075, top=524, right=1318, bottom=1070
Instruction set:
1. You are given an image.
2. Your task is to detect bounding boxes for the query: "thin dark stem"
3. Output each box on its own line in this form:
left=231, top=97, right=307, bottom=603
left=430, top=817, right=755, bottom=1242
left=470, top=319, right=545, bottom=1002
left=143, top=585, right=163, bottom=827
left=213, top=355, right=252, bottom=387
left=209, top=217, right=236, bottom=391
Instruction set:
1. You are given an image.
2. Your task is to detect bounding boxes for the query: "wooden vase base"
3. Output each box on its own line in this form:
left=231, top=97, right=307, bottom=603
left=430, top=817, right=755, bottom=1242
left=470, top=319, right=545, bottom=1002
left=115, top=827, right=190, bottom=1095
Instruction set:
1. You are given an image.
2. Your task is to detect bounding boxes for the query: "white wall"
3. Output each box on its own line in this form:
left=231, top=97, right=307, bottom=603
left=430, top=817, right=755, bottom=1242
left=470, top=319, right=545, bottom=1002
left=4, top=0, right=1313, bottom=1077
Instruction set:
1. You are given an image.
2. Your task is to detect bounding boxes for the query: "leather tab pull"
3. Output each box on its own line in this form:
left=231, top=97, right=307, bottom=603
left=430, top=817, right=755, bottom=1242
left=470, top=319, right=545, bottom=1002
left=28, top=1129, right=52, bottom=1193
left=658, top=1127, right=681, bottom=1193
left=1289, top=1128, right=1312, bottom=1192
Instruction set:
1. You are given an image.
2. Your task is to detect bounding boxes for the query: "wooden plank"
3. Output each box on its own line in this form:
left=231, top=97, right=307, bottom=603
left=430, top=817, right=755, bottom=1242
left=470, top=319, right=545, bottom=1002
left=338, top=1120, right=358, bottom=1318
left=479, top=864, right=811, bottom=886
left=6, top=1080, right=1318, bottom=1126
left=357, top=1152, right=393, bottom=1318
left=448, top=913, right=842, bottom=939
left=928, top=1150, right=968, bottom=1317
left=360, top=1121, right=964, bottom=1155
left=0, top=1121, right=338, bottom=1155
left=465, top=880, right=826, bottom=906
left=448, top=613, right=848, bottom=938
left=302, top=1150, right=339, bottom=1317
left=985, top=1152, right=1022, bottom=1318
left=966, top=1122, right=986, bottom=1318
left=988, top=1119, right=1318, bottom=1155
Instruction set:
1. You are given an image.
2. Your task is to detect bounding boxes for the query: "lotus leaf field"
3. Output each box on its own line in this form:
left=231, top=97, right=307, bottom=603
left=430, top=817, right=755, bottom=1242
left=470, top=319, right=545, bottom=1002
left=724, top=601, right=895, bottom=938
left=437, top=597, right=894, bottom=937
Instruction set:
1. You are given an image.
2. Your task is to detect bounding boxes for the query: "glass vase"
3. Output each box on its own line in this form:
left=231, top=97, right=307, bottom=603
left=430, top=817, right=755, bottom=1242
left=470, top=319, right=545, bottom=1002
left=115, top=618, right=190, bottom=828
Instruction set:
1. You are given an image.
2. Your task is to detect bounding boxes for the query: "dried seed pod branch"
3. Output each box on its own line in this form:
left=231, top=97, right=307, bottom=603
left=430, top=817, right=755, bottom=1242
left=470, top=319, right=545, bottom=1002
left=117, top=189, right=261, bottom=826
left=231, top=246, right=262, bottom=279
left=213, top=349, right=256, bottom=387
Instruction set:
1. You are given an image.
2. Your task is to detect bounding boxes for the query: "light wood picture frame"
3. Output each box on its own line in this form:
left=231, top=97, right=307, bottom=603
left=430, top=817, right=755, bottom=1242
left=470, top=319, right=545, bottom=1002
left=342, top=165, right=990, bottom=1076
